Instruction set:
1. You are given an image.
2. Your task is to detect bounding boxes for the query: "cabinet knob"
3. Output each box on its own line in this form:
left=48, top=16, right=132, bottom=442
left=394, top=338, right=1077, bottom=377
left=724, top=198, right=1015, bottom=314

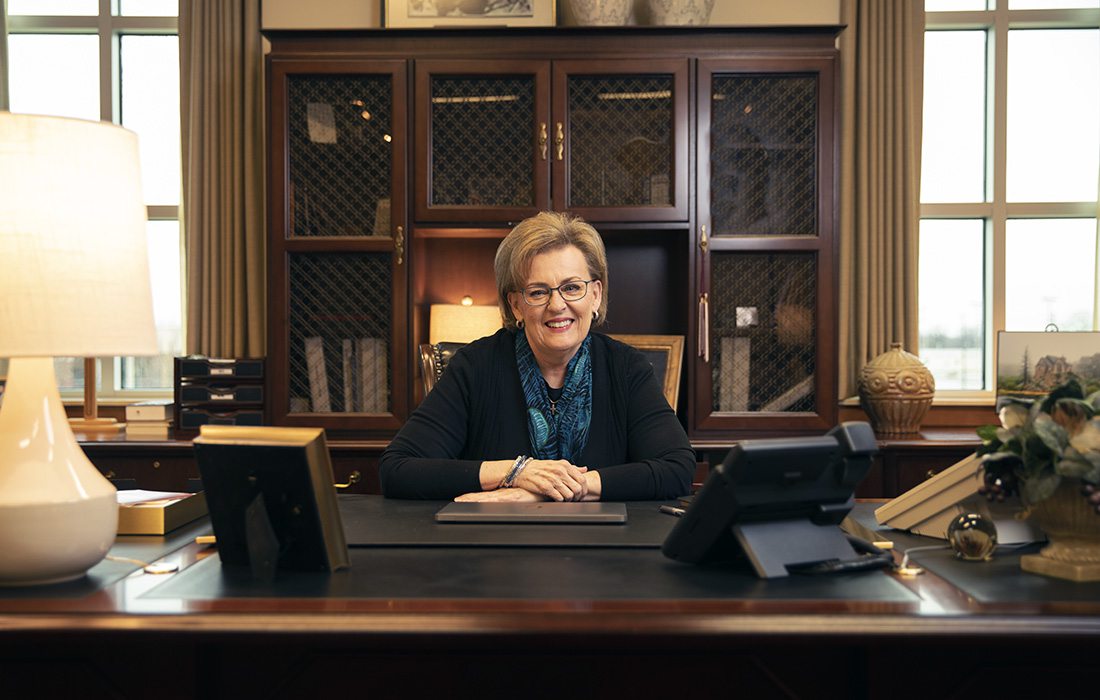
left=152, top=460, right=161, bottom=469
left=555, top=122, right=564, bottom=161
left=538, top=122, right=548, bottom=161
left=699, top=224, right=708, bottom=252
left=334, top=470, right=361, bottom=490
left=394, top=226, right=405, bottom=265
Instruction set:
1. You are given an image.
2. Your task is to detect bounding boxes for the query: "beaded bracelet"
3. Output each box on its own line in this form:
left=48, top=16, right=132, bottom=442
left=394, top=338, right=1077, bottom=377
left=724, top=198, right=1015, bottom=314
left=499, top=454, right=531, bottom=489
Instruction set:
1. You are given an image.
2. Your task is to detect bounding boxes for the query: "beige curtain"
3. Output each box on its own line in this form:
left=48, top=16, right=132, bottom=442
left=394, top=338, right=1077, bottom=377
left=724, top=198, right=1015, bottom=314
left=180, top=0, right=265, bottom=358
left=838, top=0, right=925, bottom=397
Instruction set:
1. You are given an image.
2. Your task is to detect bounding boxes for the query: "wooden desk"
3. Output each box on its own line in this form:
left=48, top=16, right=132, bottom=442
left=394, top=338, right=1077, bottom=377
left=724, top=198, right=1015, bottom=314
left=1, top=500, right=1097, bottom=700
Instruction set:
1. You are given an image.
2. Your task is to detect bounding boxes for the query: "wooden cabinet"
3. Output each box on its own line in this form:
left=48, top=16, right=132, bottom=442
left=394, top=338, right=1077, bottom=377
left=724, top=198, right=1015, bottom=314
left=691, top=56, right=838, bottom=437
left=414, top=58, right=688, bottom=223
left=266, top=58, right=408, bottom=437
left=264, top=27, right=840, bottom=440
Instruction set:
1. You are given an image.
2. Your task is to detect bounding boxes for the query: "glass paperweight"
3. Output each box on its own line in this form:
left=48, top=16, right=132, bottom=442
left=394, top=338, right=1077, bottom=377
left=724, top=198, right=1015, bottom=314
left=946, top=512, right=998, bottom=561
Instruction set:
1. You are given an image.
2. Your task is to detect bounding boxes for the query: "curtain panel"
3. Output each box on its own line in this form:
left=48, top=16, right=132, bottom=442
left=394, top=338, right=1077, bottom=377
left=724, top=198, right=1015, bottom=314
left=838, top=0, right=925, bottom=398
left=180, top=0, right=265, bottom=358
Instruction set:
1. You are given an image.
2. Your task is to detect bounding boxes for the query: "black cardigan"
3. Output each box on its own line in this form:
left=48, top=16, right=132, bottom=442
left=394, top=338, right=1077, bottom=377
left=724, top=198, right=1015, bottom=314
left=379, top=329, right=695, bottom=500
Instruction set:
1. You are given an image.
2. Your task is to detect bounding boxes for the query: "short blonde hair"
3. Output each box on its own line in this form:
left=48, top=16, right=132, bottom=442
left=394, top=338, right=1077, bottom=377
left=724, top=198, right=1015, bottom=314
left=494, top=211, right=608, bottom=330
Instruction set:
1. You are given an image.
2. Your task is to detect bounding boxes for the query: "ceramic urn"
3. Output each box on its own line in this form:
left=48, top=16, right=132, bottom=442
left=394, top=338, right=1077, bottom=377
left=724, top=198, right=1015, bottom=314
left=858, top=343, right=935, bottom=435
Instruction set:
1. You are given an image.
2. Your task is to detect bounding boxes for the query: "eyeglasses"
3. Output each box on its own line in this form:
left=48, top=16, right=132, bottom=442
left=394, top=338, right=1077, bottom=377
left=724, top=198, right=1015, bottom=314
left=520, top=279, right=596, bottom=306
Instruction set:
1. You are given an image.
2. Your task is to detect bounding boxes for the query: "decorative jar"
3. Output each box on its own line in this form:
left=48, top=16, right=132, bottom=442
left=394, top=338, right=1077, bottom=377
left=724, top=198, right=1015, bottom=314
left=645, top=0, right=715, bottom=25
left=858, top=342, right=935, bottom=435
left=563, top=0, right=632, bottom=26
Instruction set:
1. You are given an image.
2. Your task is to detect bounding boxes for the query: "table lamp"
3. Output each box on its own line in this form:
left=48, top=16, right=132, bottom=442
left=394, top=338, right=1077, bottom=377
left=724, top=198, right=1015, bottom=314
left=0, top=113, right=158, bottom=586
left=429, top=296, right=502, bottom=344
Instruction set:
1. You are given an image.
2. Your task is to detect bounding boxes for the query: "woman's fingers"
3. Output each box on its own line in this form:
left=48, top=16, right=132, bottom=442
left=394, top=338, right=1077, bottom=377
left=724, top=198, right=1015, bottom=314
left=516, top=460, right=588, bottom=501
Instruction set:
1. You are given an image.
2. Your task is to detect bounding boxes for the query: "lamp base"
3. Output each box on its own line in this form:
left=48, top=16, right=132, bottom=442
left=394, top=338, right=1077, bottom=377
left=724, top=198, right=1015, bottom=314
left=0, top=357, right=118, bottom=587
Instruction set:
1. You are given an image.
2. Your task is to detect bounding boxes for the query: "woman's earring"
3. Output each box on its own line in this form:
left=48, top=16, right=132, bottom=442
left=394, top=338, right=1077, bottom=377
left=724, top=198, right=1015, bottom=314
left=593, top=310, right=599, bottom=321
left=517, top=319, right=525, bottom=329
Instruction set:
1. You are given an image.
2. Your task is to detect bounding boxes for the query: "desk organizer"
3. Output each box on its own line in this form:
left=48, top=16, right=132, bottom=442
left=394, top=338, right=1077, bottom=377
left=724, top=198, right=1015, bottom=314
left=174, top=357, right=265, bottom=437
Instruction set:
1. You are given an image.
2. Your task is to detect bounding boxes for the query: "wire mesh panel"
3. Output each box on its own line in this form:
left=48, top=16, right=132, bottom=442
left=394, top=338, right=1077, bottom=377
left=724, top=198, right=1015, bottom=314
left=288, top=253, right=392, bottom=414
left=288, top=75, right=394, bottom=237
left=710, top=74, right=817, bottom=236
left=429, top=75, right=536, bottom=207
left=710, top=253, right=816, bottom=412
left=568, top=75, right=674, bottom=208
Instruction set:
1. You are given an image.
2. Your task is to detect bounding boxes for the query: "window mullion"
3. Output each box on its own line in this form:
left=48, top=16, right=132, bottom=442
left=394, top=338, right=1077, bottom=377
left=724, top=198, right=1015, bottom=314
left=991, top=8, right=1008, bottom=344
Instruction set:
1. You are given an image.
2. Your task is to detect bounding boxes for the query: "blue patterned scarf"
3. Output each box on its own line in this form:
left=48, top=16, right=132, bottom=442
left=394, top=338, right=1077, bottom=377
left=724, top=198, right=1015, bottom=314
left=515, top=330, right=592, bottom=462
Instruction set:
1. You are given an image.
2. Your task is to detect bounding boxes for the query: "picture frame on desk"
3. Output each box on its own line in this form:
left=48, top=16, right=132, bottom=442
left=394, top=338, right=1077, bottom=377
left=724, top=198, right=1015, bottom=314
left=385, top=0, right=556, bottom=28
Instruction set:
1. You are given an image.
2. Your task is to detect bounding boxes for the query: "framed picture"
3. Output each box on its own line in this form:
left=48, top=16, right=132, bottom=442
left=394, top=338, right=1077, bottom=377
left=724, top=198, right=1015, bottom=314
left=385, top=1, right=556, bottom=29
left=193, top=425, right=350, bottom=577
left=608, top=334, right=684, bottom=409
left=997, top=330, right=1100, bottom=402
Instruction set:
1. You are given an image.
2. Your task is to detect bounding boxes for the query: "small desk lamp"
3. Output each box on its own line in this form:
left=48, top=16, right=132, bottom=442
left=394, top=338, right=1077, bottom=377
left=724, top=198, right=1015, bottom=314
left=429, top=296, right=502, bottom=344
left=0, top=113, right=158, bottom=586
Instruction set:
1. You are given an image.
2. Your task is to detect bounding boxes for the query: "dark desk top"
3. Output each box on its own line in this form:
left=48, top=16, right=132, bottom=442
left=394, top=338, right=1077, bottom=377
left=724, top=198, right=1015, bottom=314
left=2, top=499, right=1099, bottom=640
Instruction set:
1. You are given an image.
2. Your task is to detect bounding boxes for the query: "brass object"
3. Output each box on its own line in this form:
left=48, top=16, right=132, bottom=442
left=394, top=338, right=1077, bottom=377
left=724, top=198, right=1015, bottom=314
left=699, top=223, right=708, bottom=252
left=697, top=293, right=709, bottom=363
left=394, top=225, right=404, bottom=265
left=858, top=343, right=934, bottom=435
left=555, top=122, right=564, bottom=160
left=334, top=470, right=361, bottom=490
left=1021, top=480, right=1100, bottom=581
left=538, top=122, right=548, bottom=160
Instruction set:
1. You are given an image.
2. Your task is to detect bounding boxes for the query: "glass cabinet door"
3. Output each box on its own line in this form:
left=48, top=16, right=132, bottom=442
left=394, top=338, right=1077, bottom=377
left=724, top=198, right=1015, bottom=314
left=693, top=58, right=837, bottom=435
left=553, top=59, right=689, bottom=222
left=269, top=61, right=407, bottom=433
left=414, top=60, right=549, bottom=222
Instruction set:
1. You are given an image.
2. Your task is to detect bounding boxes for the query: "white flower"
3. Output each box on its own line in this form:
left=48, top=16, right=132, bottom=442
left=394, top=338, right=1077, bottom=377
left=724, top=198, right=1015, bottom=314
left=1069, top=417, right=1100, bottom=456
left=999, top=403, right=1028, bottom=430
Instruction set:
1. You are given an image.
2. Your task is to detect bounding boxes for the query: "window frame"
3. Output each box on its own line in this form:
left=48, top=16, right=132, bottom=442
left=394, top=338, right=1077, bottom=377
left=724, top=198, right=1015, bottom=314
left=1, top=0, right=181, bottom=401
left=921, top=2, right=1100, bottom=400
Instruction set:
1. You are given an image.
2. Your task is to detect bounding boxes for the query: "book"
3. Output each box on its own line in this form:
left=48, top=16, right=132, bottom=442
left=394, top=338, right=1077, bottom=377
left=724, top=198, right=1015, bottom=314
left=125, top=420, right=172, bottom=440
left=117, top=490, right=207, bottom=535
left=305, top=336, right=330, bottom=412
left=125, top=400, right=174, bottom=422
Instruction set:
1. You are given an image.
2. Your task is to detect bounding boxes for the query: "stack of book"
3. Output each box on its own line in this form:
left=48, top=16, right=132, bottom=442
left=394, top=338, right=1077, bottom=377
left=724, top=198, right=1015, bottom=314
left=125, top=399, right=174, bottom=439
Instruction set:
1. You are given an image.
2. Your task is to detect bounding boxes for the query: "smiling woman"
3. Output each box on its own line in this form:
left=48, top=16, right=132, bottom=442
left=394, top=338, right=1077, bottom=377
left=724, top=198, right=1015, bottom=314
left=379, top=211, right=695, bottom=503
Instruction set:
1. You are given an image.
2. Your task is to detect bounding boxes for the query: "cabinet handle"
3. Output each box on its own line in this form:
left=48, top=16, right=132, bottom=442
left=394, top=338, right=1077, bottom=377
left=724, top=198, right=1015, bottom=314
left=334, top=470, right=361, bottom=490
left=538, top=122, right=548, bottom=161
left=555, top=122, right=564, bottom=161
left=698, top=292, right=710, bottom=363
left=394, top=225, right=404, bottom=266
left=699, top=224, right=708, bottom=253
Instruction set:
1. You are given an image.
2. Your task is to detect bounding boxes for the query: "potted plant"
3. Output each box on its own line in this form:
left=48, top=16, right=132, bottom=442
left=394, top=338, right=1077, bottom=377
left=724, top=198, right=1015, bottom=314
left=978, top=379, right=1100, bottom=581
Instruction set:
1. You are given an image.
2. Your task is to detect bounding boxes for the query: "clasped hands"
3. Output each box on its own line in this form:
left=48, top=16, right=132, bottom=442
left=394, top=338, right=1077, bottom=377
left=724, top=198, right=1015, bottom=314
left=460, top=458, right=592, bottom=503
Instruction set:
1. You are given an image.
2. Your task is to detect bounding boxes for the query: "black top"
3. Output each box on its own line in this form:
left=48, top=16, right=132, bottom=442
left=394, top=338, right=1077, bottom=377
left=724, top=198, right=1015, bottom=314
left=379, top=329, right=695, bottom=500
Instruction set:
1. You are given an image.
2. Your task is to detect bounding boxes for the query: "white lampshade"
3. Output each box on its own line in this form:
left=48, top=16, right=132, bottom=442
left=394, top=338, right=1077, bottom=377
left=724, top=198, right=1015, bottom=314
left=0, top=113, right=157, bottom=357
left=0, top=113, right=158, bottom=586
left=429, top=303, right=502, bottom=344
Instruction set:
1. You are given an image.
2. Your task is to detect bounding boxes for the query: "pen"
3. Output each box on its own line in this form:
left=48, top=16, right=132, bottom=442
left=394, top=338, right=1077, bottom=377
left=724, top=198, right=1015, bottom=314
left=658, top=505, right=686, bottom=517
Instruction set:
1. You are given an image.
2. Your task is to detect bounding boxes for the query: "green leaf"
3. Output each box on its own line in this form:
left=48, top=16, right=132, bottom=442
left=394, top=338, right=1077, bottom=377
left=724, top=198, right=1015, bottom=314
left=1022, top=472, right=1061, bottom=505
left=976, top=424, right=1000, bottom=442
left=1056, top=452, right=1093, bottom=479
left=1032, top=413, right=1068, bottom=454
left=1040, top=379, right=1084, bottom=412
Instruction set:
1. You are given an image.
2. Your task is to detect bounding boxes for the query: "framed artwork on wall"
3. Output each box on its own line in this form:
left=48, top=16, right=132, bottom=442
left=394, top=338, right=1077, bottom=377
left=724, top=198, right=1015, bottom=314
left=385, top=1, right=556, bottom=28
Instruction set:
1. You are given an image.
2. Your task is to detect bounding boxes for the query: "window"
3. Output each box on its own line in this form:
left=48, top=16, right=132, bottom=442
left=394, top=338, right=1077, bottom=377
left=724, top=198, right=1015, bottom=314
left=2, top=0, right=182, bottom=397
left=920, top=0, right=1100, bottom=393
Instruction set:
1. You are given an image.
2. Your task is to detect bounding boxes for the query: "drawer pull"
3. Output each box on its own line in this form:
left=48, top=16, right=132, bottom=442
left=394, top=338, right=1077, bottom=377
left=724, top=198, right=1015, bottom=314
left=334, top=470, right=361, bottom=490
